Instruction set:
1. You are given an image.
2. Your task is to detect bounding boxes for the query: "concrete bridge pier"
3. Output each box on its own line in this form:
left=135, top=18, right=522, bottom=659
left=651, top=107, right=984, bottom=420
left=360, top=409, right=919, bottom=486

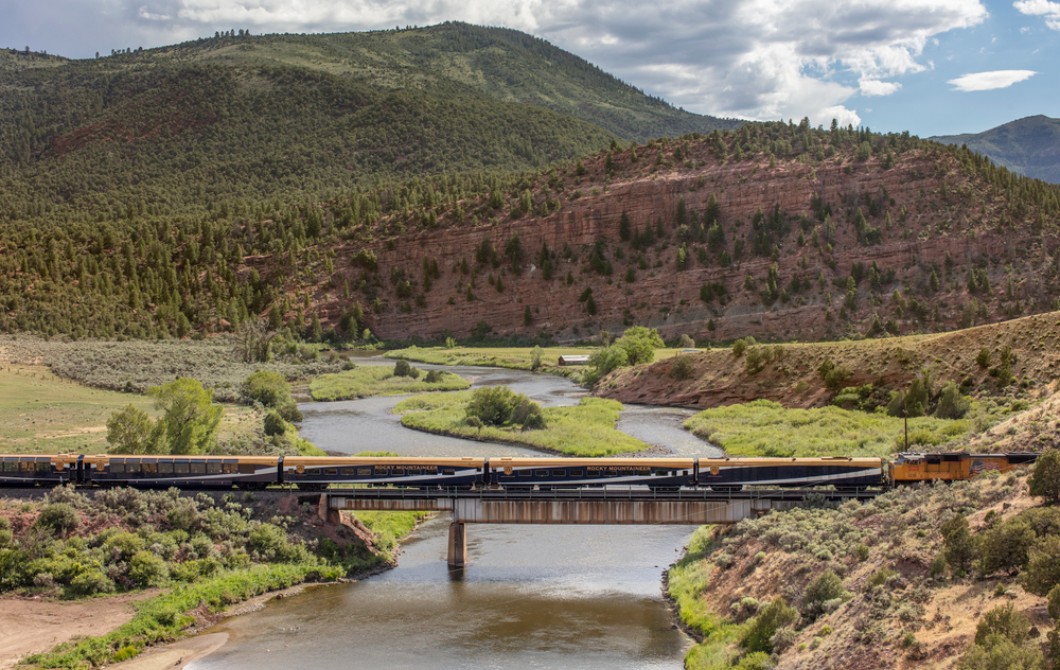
left=447, top=522, right=468, bottom=567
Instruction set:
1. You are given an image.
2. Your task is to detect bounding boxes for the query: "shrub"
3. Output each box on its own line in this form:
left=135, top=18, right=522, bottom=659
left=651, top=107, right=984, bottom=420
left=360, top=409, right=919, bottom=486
left=958, top=636, right=1043, bottom=670
left=1023, top=536, right=1060, bottom=596
left=68, top=569, right=116, bottom=597
left=530, top=346, right=543, bottom=371
left=424, top=369, right=444, bottom=384
left=1047, top=583, right=1060, bottom=621
left=935, top=381, right=971, bottom=419
left=942, top=513, right=975, bottom=576
left=743, top=598, right=799, bottom=654
left=106, top=405, right=155, bottom=454
left=510, top=397, right=546, bottom=430
left=671, top=355, right=695, bottom=380
left=393, top=360, right=419, bottom=378
left=977, top=519, right=1035, bottom=576
left=732, top=337, right=755, bottom=358
left=129, top=550, right=169, bottom=587
left=1029, top=449, right=1060, bottom=504
left=584, top=345, right=629, bottom=386
left=263, top=410, right=288, bottom=437
left=974, top=604, right=1031, bottom=647
left=35, top=503, right=80, bottom=536
left=803, top=569, right=848, bottom=619
left=614, top=326, right=664, bottom=365
left=465, top=386, right=519, bottom=426
left=733, top=652, right=772, bottom=670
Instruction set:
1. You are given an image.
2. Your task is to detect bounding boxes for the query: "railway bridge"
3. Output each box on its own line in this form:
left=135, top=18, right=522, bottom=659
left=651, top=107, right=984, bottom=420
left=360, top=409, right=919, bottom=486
left=318, top=487, right=879, bottom=567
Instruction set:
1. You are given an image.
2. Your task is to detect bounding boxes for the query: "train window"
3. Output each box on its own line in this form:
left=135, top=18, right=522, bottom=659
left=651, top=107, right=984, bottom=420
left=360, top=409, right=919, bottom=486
left=111, top=462, right=126, bottom=474
left=518, top=470, right=532, bottom=477
left=325, top=468, right=338, bottom=475
left=127, top=464, right=142, bottom=474
left=340, top=468, right=356, bottom=475
left=207, top=462, right=222, bottom=474
left=159, top=462, right=174, bottom=474
left=174, top=462, right=190, bottom=474
left=357, top=468, right=372, bottom=476
left=36, top=461, right=50, bottom=473
left=1, top=461, right=14, bottom=473
left=534, top=470, right=549, bottom=477
left=223, top=463, right=237, bottom=474
left=441, top=468, right=455, bottom=475
left=19, top=461, right=34, bottom=473
left=142, top=463, right=158, bottom=475
left=190, top=462, right=206, bottom=475
left=568, top=469, right=584, bottom=477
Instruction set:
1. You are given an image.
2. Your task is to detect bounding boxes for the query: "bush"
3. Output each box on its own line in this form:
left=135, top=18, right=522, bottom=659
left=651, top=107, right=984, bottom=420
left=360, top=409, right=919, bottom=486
left=733, top=652, right=772, bottom=670
left=977, top=519, right=1035, bottom=576
left=106, top=405, right=155, bottom=454
left=1047, top=583, right=1060, bottom=621
left=671, top=355, right=695, bottom=380
left=530, top=346, right=543, bottom=371
left=614, top=326, right=664, bottom=365
left=584, top=345, right=629, bottom=385
left=1023, top=536, right=1060, bottom=596
left=263, top=410, right=288, bottom=437
left=942, top=513, right=975, bottom=576
left=68, top=569, right=116, bottom=597
left=935, top=381, right=971, bottom=419
left=35, top=503, right=80, bottom=535
left=393, top=360, right=419, bottom=378
left=424, top=369, right=445, bottom=383
left=510, top=397, right=546, bottom=430
left=958, top=636, right=1043, bottom=670
left=1029, top=449, right=1060, bottom=504
left=743, top=598, right=799, bottom=654
left=465, top=386, right=519, bottom=426
left=974, top=604, right=1030, bottom=647
left=803, top=569, right=848, bottom=619
left=129, top=550, right=169, bottom=587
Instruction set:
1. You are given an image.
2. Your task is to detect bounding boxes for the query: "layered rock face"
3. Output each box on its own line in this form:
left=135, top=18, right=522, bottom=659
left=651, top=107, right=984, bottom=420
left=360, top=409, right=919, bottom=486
left=316, top=136, right=1060, bottom=343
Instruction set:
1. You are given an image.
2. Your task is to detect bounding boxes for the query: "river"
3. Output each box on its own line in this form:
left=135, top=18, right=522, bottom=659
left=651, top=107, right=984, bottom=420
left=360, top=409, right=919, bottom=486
left=190, top=361, right=717, bottom=670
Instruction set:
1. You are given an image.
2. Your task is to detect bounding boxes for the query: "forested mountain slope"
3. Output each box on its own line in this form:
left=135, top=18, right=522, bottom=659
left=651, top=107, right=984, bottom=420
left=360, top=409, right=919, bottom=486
left=932, top=115, right=1060, bottom=184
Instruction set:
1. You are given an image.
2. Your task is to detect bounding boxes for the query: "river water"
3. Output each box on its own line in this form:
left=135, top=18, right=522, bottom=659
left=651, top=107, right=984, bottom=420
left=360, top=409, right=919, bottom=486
left=191, top=361, right=717, bottom=670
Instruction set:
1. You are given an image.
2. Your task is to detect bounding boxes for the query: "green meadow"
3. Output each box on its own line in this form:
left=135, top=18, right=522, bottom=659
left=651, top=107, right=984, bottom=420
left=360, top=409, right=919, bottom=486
left=309, top=365, right=470, bottom=401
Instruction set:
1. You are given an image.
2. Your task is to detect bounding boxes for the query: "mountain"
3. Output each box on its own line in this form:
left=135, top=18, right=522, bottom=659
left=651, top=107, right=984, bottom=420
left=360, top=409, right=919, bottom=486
left=0, top=24, right=736, bottom=227
left=931, top=115, right=1060, bottom=184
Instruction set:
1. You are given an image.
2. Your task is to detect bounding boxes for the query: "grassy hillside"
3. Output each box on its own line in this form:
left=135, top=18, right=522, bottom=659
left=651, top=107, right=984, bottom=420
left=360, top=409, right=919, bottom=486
left=932, top=115, right=1060, bottom=184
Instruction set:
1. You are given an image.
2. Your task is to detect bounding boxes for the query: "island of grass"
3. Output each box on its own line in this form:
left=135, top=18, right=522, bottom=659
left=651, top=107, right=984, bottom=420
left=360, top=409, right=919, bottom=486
left=683, top=398, right=1019, bottom=458
left=395, top=390, right=650, bottom=456
left=309, top=362, right=470, bottom=401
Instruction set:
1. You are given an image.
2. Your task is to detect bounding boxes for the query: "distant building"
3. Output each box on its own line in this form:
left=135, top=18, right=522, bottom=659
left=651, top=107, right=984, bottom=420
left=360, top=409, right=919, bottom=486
left=557, top=355, right=590, bottom=366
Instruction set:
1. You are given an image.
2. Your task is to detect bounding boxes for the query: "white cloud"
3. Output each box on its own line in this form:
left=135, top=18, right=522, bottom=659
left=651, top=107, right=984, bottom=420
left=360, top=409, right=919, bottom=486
left=859, top=79, right=902, bottom=96
left=1014, top=0, right=1060, bottom=30
left=948, top=69, right=1037, bottom=91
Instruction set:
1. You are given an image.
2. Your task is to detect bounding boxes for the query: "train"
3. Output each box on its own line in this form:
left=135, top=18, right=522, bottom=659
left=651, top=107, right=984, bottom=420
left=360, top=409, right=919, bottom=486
left=0, top=452, right=1039, bottom=491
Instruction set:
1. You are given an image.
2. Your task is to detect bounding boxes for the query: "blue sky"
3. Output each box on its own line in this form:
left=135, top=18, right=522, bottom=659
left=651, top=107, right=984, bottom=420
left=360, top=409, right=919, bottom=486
left=2, top=0, right=1056, bottom=137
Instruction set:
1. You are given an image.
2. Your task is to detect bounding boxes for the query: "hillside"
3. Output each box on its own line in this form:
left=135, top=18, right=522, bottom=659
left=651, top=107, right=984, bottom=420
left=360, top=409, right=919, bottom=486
left=932, top=115, right=1060, bottom=184
left=0, top=24, right=733, bottom=225
left=305, top=123, right=1060, bottom=346
left=597, top=310, right=1060, bottom=410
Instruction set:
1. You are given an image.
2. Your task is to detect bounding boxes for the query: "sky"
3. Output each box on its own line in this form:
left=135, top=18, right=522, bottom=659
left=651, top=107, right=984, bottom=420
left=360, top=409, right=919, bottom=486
left=3, top=0, right=1057, bottom=137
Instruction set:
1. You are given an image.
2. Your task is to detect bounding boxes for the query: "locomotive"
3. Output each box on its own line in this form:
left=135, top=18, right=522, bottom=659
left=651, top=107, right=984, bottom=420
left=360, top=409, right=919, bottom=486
left=0, top=452, right=1038, bottom=491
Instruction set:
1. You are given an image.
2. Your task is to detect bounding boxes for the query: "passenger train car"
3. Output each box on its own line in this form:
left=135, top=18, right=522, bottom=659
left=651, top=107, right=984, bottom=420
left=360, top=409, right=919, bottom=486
left=0, top=452, right=1039, bottom=491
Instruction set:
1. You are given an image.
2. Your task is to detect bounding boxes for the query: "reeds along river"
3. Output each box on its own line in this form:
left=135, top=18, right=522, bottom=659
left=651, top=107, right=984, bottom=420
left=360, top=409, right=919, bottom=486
left=189, top=363, right=717, bottom=670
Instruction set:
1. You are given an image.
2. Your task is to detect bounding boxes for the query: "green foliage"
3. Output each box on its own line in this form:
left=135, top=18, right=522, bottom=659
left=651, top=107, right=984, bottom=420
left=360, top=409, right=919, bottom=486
left=942, top=513, right=975, bottom=576
left=530, top=345, right=543, bottom=371
left=671, top=355, right=695, bottom=380
left=243, top=370, right=301, bottom=421
left=393, top=359, right=419, bottom=378
left=1023, top=535, right=1060, bottom=596
left=977, top=518, right=1036, bottom=576
left=958, top=635, right=1044, bottom=670
left=34, top=503, right=80, bottom=535
left=802, top=569, right=849, bottom=620
left=464, top=386, right=545, bottom=429
left=1029, top=449, right=1060, bottom=504
left=614, top=326, right=664, bottom=366
left=309, top=365, right=469, bottom=400
left=935, top=381, right=971, bottom=419
left=975, top=604, right=1031, bottom=647
left=106, top=405, right=155, bottom=454
left=1049, top=583, right=1060, bottom=621
left=263, top=410, right=288, bottom=436
left=129, top=550, right=169, bottom=588
left=584, top=345, right=629, bottom=386
left=742, top=599, right=799, bottom=654
left=733, top=652, right=773, bottom=670
left=148, top=378, right=223, bottom=455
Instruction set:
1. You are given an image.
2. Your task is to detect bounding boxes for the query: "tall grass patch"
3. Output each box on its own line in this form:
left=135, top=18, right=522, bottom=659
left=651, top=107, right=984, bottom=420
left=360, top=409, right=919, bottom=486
left=395, top=393, right=649, bottom=456
left=684, top=399, right=972, bottom=457
left=309, top=365, right=469, bottom=401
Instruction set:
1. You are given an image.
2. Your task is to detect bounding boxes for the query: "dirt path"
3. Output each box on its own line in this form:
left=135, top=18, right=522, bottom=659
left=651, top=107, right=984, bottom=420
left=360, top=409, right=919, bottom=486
left=0, top=593, right=149, bottom=669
